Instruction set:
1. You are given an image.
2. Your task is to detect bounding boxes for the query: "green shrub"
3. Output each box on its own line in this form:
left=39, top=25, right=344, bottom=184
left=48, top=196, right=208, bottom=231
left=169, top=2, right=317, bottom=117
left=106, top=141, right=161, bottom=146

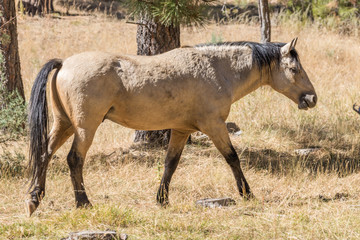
left=287, top=0, right=359, bottom=21
left=0, top=150, right=26, bottom=178
left=283, top=0, right=360, bottom=35
left=287, top=0, right=314, bottom=21
left=0, top=53, right=27, bottom=138
left=0, top=52, right=27, bottom=179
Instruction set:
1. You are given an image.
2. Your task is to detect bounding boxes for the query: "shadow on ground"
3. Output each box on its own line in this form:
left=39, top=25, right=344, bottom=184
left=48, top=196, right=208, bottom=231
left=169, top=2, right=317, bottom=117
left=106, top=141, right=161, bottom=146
left=87, top=140, right=360, bottom=177
left=237, top=146, right=360, bottom=176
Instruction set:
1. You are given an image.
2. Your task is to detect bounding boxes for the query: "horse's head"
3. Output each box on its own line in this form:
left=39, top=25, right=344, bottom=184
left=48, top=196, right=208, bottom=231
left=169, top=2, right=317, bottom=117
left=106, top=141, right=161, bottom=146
left=269, top=38, right=317, bottom=110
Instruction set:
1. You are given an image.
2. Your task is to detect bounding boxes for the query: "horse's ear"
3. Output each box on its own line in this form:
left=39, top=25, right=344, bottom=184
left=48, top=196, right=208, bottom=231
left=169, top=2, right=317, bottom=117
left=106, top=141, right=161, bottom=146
left=281, top=37, right=298, bottom=56
left=290, top=37, right=298, bottom=49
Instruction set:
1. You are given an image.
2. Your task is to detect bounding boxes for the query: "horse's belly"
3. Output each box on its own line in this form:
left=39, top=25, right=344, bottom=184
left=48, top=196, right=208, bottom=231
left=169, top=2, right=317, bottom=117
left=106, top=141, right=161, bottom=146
left=104, top=101, right=196, bottom=131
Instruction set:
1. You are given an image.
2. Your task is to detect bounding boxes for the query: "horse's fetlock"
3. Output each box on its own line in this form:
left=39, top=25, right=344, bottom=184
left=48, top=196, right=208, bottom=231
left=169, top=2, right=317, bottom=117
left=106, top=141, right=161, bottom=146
left=156, top=187, right=169, bottom=206
left=30, top=188, right=45, bottom=205
left=238, top=179, right=251, bottom=197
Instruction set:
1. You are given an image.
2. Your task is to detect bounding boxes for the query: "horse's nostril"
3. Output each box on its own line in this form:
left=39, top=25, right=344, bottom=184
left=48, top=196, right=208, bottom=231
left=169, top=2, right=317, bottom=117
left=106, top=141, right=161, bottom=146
left=303, top=94, right=317, bottom=107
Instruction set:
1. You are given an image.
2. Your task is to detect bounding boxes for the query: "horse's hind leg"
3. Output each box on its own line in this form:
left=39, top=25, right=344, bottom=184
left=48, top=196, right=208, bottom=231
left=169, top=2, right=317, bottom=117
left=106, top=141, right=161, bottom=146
left=27, top=119, right=73, bottom=216
left=157, top=130, right=191, bottom=206
left=67, top=125, right=99, bottom=208
left=202, top=121, right=254, bottom=199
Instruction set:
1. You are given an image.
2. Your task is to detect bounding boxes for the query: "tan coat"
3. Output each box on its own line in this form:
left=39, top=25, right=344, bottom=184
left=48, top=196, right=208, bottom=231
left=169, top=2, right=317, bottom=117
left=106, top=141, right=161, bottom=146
left=26, top=39, right=317, bottom=216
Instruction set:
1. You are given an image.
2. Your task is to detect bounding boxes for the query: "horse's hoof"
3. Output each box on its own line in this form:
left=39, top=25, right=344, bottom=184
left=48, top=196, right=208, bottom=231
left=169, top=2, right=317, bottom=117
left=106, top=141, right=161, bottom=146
left=157, top=198, right=169, bottom=208
left=243, top=192, right=256, bottom=201
left=76, top=201, right=92, bottom=208
left=25, top=199, right=38, bottom=217
left=158, top=202, right=169, bottom=208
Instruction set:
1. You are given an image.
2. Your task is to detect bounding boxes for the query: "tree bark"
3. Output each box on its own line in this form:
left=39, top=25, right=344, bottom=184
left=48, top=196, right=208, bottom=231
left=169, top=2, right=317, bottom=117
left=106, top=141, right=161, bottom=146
left=0, top=0, right=24, bottom=99
left=134, top=16, right=180, bottom=146
left=258, top=0, right=271, bottom=43
left=136, top=17, right=180, bottom=55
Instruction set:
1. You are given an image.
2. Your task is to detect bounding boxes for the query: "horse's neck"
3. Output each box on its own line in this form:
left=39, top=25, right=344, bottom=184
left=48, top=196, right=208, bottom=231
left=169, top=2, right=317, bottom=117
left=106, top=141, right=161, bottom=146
left=201, top=47, right=267, bottom=103
left=218, top=49, right=267, bottom=103
left=229, top=67, right=267, bottom=103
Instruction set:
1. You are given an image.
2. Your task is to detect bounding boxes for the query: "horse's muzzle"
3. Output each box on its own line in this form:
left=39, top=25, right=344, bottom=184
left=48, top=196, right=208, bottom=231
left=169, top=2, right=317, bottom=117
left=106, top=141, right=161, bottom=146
left=298, top=94, right=317, bottom=110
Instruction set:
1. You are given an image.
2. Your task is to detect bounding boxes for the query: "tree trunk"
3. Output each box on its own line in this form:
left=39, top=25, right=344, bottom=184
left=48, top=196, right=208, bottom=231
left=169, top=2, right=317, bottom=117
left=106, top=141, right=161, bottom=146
left=134, top=16, right=180, bottom=146
left=0, top=0, right=24, bottom=99
left=136, top=17, right=180, bottom=55
left=258, top=0, right=271, bottom=43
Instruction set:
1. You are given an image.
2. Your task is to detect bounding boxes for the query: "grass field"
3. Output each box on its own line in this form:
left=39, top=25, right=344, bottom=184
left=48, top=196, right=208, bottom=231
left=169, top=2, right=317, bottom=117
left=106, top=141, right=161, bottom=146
left=1, top=10, right=360, bottom=239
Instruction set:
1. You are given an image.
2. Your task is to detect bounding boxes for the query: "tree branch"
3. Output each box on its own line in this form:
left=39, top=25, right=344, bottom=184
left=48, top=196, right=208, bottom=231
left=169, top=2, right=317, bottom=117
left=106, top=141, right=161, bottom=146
left=126, top=20, right=147, bottom=26
left=0, top=16, right=16, bottom=30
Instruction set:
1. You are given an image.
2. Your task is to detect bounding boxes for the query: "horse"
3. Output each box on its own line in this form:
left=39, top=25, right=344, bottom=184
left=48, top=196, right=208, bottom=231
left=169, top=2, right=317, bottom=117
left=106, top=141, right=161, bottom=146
left=26, top=38, right=317, bottom=216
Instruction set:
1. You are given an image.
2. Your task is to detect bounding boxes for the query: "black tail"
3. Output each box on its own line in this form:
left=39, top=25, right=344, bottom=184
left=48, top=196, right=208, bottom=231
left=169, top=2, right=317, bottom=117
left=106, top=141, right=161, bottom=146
left=28, top=59, right=62, bottom=191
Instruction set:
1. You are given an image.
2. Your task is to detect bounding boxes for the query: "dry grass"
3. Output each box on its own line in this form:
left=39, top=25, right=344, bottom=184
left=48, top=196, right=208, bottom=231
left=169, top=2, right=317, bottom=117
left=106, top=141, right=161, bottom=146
left=1, top=11, right=360, bottom=239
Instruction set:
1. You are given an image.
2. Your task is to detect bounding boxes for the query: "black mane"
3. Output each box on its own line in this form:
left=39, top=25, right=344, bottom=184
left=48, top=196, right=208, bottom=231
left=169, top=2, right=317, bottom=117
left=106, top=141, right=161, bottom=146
left=195, top=41, right=299, bottom=71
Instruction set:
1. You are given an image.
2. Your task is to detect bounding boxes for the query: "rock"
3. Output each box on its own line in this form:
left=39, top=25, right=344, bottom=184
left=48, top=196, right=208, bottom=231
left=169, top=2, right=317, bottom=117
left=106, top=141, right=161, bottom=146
left=62, top=231, right=128, bottom=240
left=226, top=122, right=241, bottom=133
left=195, top=197, right=236, bottom=208
left=233, top=130, right=243, bottom=136
left=294, top=148, right=320, bottom=156
left=334, top=192, right=349, bottom=200
left=189, top=122, right=242, bottom=143
left=119, top=233, right=128, bottom=240
left=193, top=132, right=209, bottom=140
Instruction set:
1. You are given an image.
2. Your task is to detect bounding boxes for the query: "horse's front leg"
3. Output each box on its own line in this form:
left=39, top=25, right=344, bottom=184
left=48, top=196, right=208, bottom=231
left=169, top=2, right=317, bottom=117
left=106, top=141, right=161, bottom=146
left=203, top=120, right=254, bottom=199
left=157, top=129, right=190, bottom=206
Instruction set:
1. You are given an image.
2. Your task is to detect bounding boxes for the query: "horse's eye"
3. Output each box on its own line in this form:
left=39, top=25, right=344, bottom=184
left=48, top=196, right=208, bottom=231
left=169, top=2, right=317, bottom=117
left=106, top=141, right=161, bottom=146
left=289, top=68, right=298, bottom=74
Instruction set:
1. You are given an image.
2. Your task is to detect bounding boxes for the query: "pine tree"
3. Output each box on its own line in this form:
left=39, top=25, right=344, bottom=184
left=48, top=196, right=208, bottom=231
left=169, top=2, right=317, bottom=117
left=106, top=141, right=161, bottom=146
left=129, top=0, right=213, bottom=146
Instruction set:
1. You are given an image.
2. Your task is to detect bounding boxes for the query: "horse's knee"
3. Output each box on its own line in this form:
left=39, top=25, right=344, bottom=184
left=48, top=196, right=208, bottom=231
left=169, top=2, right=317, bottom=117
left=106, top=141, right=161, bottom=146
left=66, top=150, right=84, bottom=170
left=224, top=145, right=239, bottom=165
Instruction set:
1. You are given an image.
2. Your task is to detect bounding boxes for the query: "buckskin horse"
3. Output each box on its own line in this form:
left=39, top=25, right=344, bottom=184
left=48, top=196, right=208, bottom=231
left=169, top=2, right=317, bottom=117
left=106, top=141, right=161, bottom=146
left=26, top=38, right=317, bottom=216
